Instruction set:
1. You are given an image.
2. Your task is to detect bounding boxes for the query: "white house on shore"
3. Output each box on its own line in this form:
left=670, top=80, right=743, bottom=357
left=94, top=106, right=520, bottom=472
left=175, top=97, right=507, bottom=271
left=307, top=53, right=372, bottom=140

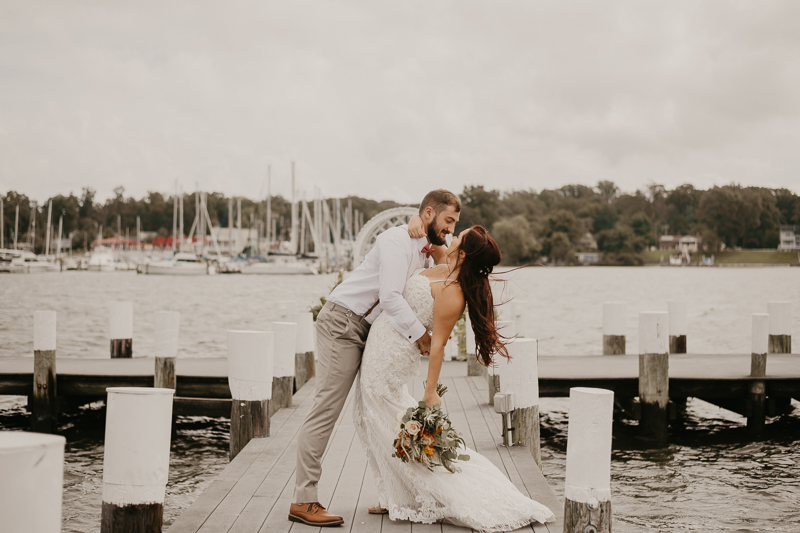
left=778, top=225, right=800, bottom=251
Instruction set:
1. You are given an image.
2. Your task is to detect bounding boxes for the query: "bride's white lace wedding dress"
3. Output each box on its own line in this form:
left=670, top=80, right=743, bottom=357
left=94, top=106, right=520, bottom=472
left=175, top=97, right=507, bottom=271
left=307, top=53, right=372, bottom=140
left=353, top=271, right=555, bottom=532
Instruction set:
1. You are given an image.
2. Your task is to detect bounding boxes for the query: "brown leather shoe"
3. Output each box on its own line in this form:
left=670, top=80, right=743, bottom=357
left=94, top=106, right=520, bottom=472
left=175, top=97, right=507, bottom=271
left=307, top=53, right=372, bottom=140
left=289, top=502, right=344, bottom=527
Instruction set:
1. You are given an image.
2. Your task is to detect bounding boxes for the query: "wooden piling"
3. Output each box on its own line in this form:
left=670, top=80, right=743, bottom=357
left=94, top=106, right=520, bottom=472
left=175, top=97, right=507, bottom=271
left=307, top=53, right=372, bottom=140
left=227, top=330, right=273, bottom=461
left=493, top=338, right=541, bottom=467
left=109, top=302, right=133, bottom=358
left=602, top=302, right=626, bottom=355
left=465, top=311, right=486, bottom=377
left=0, top=432, right=66, bottom=533
left=563, top=387, right=614, bottom=533
left=767, top=302, right=792, bottom=354
left=748, top=314, right=769, bottom=436
left=668, top=301, right=687, bottom=354
left=153, top=311, right=179, bottom=391
left=32, top=310, right=58, bottom=433
left=638, top=312, right=669, bottom=445
left=101, top=387, right=174, bottom=533
left=291, top=312, right=316, bottom=391
left=271, top=322, right=297, bottom=414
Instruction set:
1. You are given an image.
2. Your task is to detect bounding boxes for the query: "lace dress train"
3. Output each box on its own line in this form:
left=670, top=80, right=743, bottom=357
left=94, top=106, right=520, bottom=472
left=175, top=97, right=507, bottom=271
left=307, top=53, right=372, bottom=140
left=352, top=273, right=555, bottom=532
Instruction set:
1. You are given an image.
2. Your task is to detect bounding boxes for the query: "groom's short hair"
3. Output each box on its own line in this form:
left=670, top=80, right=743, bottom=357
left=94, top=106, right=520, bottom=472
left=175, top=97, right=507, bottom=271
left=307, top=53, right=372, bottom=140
left=419, top=189, right=461, bottom=216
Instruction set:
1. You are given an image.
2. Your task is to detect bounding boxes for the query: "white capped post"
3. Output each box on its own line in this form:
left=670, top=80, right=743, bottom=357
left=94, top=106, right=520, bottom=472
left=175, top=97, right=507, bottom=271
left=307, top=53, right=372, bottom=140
left=227, top=330, right=273, bottom=460
left=667, top=301, right=687, bottom=354
left=0, top=432, right=65, bottom=533
left=291, top=311, right=316, bottom=391
left=489, top=319, right=517, bottom=404
left=101, top=387, right=174, bottom=533
left=638, top=311, right=670, bottom=444
left=767, top=301, right=792, bottom=354
left=154, top=311, right=180, bottom=391
left=494, top=338, right=542, bottom=466
left=109, top=301, right=133, bottom=358
left=271, top=321, right=297, bottom=411
left=32, top=311, right=58, bottom=432
left=748, top=313, right=770, bottom=435
left=603, top=302, right=626, bottom=355
left=564, top=387, right=614, bottom=533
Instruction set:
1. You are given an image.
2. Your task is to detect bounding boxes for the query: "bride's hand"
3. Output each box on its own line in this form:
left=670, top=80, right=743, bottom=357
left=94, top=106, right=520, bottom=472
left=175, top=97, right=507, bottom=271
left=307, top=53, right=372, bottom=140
left=422, top=391, right=442, bottom=408
left=407, top=215, right=425, bottom=238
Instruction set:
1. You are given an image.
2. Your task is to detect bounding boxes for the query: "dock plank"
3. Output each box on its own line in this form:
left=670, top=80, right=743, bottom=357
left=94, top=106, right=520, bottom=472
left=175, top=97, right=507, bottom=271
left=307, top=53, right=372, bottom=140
left=468, top=377, right=563, bottom=533
left=169, top=362, right=562, bottom=533
left=350, top=461, right=383, bottom=533
left=169, top=382, right=315, bottom=533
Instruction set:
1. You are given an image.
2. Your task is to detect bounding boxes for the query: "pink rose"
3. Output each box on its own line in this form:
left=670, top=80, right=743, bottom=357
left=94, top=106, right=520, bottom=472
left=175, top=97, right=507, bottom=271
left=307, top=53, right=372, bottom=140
left=405, top=420, right=422, bottom=436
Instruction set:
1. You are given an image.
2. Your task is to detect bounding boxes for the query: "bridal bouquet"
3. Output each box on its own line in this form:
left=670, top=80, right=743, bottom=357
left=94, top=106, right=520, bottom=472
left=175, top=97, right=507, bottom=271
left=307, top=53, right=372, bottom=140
left=392, top=382, right=470, bottom=473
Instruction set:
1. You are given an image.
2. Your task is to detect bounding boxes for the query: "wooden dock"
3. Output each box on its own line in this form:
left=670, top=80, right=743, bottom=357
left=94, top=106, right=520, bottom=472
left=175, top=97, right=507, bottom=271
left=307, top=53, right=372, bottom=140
left=1, top=353, right=797, bottom=402
left=168, top=365, right=564, bottom=533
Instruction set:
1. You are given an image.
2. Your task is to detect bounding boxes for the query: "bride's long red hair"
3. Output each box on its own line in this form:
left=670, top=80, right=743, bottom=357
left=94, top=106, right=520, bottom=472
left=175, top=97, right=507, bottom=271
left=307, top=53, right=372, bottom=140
left=455, top=225, right=509, bottom=367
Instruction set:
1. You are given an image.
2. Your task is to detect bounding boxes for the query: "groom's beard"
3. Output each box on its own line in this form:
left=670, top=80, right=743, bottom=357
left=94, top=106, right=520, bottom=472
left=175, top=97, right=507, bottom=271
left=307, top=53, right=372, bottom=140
left=427, top=220, right=448, bottom=246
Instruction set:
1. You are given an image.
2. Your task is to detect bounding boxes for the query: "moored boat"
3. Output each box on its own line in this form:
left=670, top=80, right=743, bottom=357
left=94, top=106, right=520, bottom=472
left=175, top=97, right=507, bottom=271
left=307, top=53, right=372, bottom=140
left=139, top=252, right=209, bottom=275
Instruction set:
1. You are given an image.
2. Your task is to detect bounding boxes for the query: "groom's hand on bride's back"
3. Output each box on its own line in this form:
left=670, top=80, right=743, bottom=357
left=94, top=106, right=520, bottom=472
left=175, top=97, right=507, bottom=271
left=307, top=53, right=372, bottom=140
left=417, top=331, right=431, bottom=356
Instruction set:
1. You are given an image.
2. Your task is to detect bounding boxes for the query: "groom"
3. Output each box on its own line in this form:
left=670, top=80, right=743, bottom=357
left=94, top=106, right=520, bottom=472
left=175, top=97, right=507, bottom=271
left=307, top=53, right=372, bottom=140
left=289, top=189, right=461, bottom=527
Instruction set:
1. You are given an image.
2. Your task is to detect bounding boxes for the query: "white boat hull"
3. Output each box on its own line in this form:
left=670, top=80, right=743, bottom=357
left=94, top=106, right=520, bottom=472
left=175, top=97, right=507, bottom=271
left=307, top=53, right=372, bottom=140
left=140, top=263, right=208, bottom=275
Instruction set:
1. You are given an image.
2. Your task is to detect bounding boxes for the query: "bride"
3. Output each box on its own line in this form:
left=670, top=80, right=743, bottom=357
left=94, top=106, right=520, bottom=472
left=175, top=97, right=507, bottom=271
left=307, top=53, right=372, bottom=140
left=352, top=224, right=555, bottom=532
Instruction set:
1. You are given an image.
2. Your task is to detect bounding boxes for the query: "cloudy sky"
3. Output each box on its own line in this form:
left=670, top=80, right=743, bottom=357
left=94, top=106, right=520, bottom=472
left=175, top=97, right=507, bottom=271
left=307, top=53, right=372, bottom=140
left=1, top=1, right=799, bottom=204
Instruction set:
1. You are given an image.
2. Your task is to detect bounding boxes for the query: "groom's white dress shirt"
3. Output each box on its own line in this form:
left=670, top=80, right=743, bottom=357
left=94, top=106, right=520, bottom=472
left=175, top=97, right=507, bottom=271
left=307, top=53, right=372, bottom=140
left=328, top=225, right=430, bottom=344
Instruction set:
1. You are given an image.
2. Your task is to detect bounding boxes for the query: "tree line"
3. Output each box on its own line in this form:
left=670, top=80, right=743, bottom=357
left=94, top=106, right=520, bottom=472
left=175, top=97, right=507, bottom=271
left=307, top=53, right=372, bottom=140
left=3, top=182, right=799, bottom=264
left=455, top=182, right=800, bottom=265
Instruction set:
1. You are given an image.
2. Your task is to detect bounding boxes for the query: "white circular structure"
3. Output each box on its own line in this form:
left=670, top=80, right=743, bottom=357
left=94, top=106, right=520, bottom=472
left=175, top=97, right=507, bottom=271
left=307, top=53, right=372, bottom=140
left=352, top=207, right=419, bottom=267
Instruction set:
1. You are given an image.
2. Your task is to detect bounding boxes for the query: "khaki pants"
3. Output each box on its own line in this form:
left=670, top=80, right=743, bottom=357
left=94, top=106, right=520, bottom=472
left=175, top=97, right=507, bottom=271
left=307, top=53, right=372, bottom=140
left=294, top=301, right=370, bottom=504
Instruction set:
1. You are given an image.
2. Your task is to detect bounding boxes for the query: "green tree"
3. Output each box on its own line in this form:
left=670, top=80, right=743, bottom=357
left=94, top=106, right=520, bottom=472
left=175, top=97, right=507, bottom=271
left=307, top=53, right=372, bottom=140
left=491, top=215, right=540, bottom=265
left=457, top=185, right=501, bottom=232
left=630, top=212, right=652, bottom=240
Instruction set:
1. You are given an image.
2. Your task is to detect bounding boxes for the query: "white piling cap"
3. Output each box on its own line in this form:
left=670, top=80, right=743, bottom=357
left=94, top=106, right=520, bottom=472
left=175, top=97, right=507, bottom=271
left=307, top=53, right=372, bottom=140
left=565, top=387, right=614, bottom=503
left=227, top=330, right=274, bottom=401
left=667, top=302, right=688, bottom=336
left=752, top=314, right=769, bottom=355
left=603, top=302, right=626, bottom=336
left=639, top=312, right=669, bottom=355
left=271, top=322, right=298, bottom=377
left=109, top=301, right=133, bottom=340
left=290, top=312, right=316, bottom=354
left=767, top=302, right=792, bottom=336
left=0, top=432, right=65, bottom=533
left=154, top=311, right=180, bottom=359
left=34, top=310, right=57, bottom=351
left=102, top=387, right=175, bottom=506
left=465, top=311, right=475, bottom=355
left=493, top=338, right=539, bottom=408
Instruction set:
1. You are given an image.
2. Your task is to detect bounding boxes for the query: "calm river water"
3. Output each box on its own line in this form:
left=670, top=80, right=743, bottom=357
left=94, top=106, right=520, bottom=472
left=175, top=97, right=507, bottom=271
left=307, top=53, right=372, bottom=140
left=1, top=267, right=798, bottom=532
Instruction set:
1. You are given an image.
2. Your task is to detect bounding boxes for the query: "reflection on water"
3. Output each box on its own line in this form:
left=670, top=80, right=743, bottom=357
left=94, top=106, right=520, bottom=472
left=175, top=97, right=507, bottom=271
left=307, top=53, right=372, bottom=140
left=1, top=268, right=799, bottom=532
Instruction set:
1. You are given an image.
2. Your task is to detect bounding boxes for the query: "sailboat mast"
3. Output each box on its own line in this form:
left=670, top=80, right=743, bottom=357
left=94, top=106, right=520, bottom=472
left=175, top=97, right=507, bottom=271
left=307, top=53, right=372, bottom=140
left=45, top=200, right=52, bottom=256
left=290, top=162, right=298, bottom=255
left=14, top=204, right=19, bottom=249
left=266, top=165, right=271, bottom=248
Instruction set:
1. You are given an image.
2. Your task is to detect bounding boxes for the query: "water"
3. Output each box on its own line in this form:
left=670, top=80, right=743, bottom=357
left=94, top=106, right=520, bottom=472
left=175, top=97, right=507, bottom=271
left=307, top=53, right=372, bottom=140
left=1, top=268, right=798, bottom=532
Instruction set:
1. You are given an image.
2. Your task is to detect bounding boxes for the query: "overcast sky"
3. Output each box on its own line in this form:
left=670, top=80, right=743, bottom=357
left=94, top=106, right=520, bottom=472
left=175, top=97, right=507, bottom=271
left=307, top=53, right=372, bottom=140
left=1, top=1, right=799, bottom=204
